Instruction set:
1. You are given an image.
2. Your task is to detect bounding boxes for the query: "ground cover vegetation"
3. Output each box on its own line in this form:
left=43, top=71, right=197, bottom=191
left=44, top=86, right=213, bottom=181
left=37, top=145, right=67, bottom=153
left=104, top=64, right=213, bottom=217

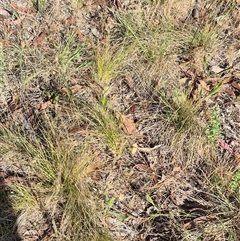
left=0, top=0, right=240, bottom=240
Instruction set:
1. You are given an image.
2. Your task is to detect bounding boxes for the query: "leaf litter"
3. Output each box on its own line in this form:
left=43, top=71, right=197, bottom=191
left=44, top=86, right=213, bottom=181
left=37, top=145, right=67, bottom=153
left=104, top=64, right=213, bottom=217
left=0, top=0, right=240, bottom=240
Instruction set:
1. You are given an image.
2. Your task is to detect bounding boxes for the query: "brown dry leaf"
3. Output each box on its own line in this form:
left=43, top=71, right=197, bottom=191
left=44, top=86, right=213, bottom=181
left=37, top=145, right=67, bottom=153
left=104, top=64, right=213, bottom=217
left=222, top=76, right=232, bottom=84
left=37, top=100, right=52, bottom=110
left=183, top=214, right=216, bottom=230
left=61, top=87, right=69, bottom=94
left=123, top=117, right=136, bottom=134
left=0, top=8, right=11, bottom=19
left=115, top=0, right=122, bottom=8
left=3, top=15, right=25, bottom=25
left=205, top=77, right=219, bottom=83
left=91, top=0, right=109, bottom=6
left=0, top=39, right=12, bottom=47
left=231, top=81, right=240, bottom=91
left=234, top=153, right=240, bottom=170
left=61, top=84, right=83, bottom=94
left=224, top=87, right=236, bottom=97
left=7, top=95, right=18, bottom=111
left=91, top=171, right=101, bottom=181
left=10, top=1, right=36, bottom=14
left=152, top=173, right=158, bottom=184
left=134, top=164, right=153, bottom=173
left=32, top=32, right=46, bottom=48
left=69, top=127, right=81, bottom=134
left=190, top=88, right=198, bottom=100
left=199, top=80, right=210, bottom=91
left=62, top=15, right=74, bottom=26
left=75, top=29, right=92, bottom=48
left=69, top=126, right=88, bottom=135
left=71, top=84, right=82, bottom=93
left=116, top=111, right=136, bottom=135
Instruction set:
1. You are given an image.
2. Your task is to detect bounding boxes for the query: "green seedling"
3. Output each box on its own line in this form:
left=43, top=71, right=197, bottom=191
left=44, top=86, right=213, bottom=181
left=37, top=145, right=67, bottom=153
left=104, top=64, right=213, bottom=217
left=111, top=212, right=128, bottom=221
left=105, top=196, right=115, bottom=214
left=56, top=32, right=88, bottom=76
left=146, top=194, right=158, bottom=211
left=43, top=90, right=59, bottom=104
left=104, top=196, right=128, bottom=221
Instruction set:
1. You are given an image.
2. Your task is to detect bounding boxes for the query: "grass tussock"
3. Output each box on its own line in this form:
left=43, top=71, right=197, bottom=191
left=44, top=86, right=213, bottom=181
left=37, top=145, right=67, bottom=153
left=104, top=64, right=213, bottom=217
left=0, top=124, right=111, bottom=240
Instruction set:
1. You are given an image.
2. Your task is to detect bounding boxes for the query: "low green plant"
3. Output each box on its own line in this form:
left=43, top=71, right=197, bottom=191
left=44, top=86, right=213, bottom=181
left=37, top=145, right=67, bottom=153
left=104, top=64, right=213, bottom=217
left=104, top=196, right=128, bottom=221
left=205, top=107, right=221, bottom=146
left=37, top=0, right=47, bottom=13
left=105, top=196, right=115, bottom=215
left=0, top=43, right=8, bottom=87
left=230, top=170, right=240, bottom=193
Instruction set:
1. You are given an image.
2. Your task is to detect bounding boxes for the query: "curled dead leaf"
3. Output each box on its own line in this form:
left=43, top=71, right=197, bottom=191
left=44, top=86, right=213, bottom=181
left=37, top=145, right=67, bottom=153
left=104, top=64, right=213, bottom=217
left=115, top=0, right=122, bottom=8
left=32, top=32, right=46, bottom=48
left=10, top=1, right=36, bottom=14
left=232, top=81, right=240, bottom=91
left=224, top=87, right=236, bottom=97
left=183, top=214, right=216, bottom=230
left=37, top=100, right=52, bottom=110
left=61, top=84, right=83, bottom=94
left=62, top=15, right=74, bottom=26
left=3, top=15, right=25, bottom=25
left=116, top=111, right=136, bottom=135
left=70, top=84, right=83, bottom=93
left=199, top=80, right=210, bottom=91
left=134, top=164, right=154, bottom=173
